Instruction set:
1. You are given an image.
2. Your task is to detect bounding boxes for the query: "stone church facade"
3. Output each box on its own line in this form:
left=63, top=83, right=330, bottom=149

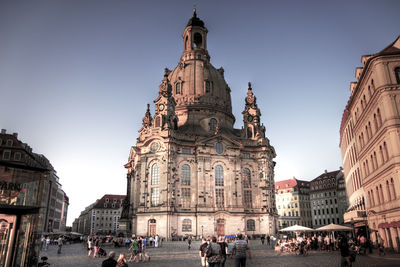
left=122, top=10, right=277, bottom=239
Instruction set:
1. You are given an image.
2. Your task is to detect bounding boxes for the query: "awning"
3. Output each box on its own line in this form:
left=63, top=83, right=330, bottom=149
left=378, top=222, right=391, bottom=228
left=389, top=221, right=400, bottom=228
left=378, top=221, right=400, bottom=228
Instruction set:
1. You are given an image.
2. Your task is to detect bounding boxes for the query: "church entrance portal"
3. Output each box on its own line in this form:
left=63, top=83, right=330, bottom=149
left=217, top=219, right=225, bottom=236
left=148, top=219, right=156, bottom=236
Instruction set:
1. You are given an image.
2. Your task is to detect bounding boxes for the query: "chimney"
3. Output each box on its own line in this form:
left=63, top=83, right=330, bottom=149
left=13, top=133, right=18, bottom=139
left=1, top=129, right=6, bottom=134
left=324, top=169, right=328, bottom=174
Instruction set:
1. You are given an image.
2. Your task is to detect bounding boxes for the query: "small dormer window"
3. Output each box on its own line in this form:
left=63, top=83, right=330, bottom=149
left=2, top=150, right=11, bottom=160
left=6, top=139, right=13, bottom=147
left=14, top=152, right=21, bottom=161
left=104, top=203, right=107, bottom=208
left=105, top=198, right=109, bottom=203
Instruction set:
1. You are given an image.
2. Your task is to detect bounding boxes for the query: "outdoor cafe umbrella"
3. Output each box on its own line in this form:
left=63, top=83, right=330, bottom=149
left=316, top=223, right=353, bottom=241
left=279, top=224, right=314, bottom=233
left=315, top=223, right=352, bottom=231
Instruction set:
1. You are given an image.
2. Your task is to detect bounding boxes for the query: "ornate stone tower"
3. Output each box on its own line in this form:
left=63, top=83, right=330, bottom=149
left=123, top=9, right=277, bottom=239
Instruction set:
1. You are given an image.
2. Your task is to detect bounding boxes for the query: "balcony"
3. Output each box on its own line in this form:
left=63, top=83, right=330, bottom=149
left=344, top=210, right=367, bottom=223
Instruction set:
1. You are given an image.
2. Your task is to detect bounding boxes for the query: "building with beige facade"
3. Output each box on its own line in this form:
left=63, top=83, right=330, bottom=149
left=73, top=194, right=125, bottom=235
left=339, top=36, right=400, bottom=251
left=275, top=178, right=312, bottom=229
left=122, top=10, right=277, bottom=239
left=310, top=170, right=348, bottom=228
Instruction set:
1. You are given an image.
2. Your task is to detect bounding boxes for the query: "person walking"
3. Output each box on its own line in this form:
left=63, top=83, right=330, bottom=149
left=199, top=237, right=209, bottom=267
left=218, top=236, right=228, bottom=267
left=128, top=238, right=138, bottom=262
left=206, top=236, right=222, bottom=267
left=45, top=236, right=50, bottom=250
left=188, top=236, right=192, bottom=250
left=57, top=236, right=63, bottom=254
left=102, top=251, right=117, bottom=267
left=93, top=237, right=100, bottom=258
left=267, top=235, right=270, bottom=246
left=338, top=235, right=351, bottom=267
left=231, top=234, right=251, bottom=267
left=260, top=235, right=265, bottom=245
left=87, top=238, right=94, bottom=257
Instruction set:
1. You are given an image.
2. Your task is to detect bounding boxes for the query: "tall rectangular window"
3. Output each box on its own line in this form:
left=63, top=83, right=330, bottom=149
left=244, top=190, right=252, bottom=208
left=216, top=188, right=224, bottom=206
left=181, top=188, right=190, bottom=208
left=151, top=188, right=159, bottom=206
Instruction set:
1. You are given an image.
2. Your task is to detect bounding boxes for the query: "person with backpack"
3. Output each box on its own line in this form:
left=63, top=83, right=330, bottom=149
left=206, top=236, right=222, bottom=267
left=230, top=234, right=251, bottom=267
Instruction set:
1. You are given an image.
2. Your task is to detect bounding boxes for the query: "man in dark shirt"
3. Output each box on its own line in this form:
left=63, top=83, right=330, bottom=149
left=338, top=236, right=351, bottom=267
left=102, top=251, right=117, bottom=267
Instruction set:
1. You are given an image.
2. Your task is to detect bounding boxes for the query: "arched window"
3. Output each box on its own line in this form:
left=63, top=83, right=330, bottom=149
left=151, top=163, right=160, bottom=185
left=215, top=142, right=223, bottom=154
left=395, top=67, right=400, bottom=84
left=242, top=168, right=251, bottom=188
left=391, top=178, right=396, bottom=199
left=205, top=80, right=211, bottom=93
left=247, top=219, right=255, bottom=231
left=193, top=32, right=202, bottom=48
left=181, top=164, right=190, bottom=186
left=182, top=219, right=192, bottom=232
left=185, top=36, right=189, bottom=50
left=383, top=142, right=389, bottom=161
left=176, top=83, right=181, bottom=94
left=209, top=118, right=217, bottom=132
left=377, top=108, right=382, bottom=127
left=376, top=186, right=380, bottom=204
left=247, top=127, right=253, bottom=138
left=379, top=184, right=385, bottom=203
left=215, top=165, right=224, bottom=186
left=386, top=180, right=392, bottom=201
left=370, top=190, right=375, bottom=206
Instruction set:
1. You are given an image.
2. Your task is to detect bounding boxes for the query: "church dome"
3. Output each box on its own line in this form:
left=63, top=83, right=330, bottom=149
left=186, top=10, right=205, bottom=28
left=166, top=11, right=234, bottom=130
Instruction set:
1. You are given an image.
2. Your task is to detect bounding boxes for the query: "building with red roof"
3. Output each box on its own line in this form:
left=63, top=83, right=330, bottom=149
left=275, top=178, right=311, bottom=229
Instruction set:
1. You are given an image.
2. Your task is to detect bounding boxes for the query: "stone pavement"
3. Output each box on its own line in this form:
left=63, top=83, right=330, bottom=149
left=40, top=241, right=400, bottom=267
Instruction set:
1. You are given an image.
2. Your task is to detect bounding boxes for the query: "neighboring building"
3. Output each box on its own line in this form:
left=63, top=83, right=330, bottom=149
left=310, top=170, right=348, bottom=228
left=32, top=151, right=69, bottom=233
left=123, top=9, right=277, bottom=239
left=91, top=194, right=125, bottom=235
left=73, top=194, right=125, bottom=235
left=75, top=202, right=95, bottom=235
left=339, top=36, right=400, bottom=250
left=0, top=129, right=50, bottom=266
left=275, top=178, right=312, bottom=229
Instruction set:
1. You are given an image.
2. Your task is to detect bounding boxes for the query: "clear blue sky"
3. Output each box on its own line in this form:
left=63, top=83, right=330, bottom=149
left=0, top=0, right=399, bottom=226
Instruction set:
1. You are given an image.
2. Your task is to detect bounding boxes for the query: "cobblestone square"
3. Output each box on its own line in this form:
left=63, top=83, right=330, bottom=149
left=39, top=241, right=400, bottom=267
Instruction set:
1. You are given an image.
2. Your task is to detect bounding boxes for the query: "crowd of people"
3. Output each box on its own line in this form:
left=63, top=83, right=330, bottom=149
left=199, top=234, right=251, bottom=267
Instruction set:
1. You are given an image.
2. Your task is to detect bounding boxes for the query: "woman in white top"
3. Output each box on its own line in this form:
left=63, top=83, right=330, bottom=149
left=87, top=238, right=94, bottom=257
